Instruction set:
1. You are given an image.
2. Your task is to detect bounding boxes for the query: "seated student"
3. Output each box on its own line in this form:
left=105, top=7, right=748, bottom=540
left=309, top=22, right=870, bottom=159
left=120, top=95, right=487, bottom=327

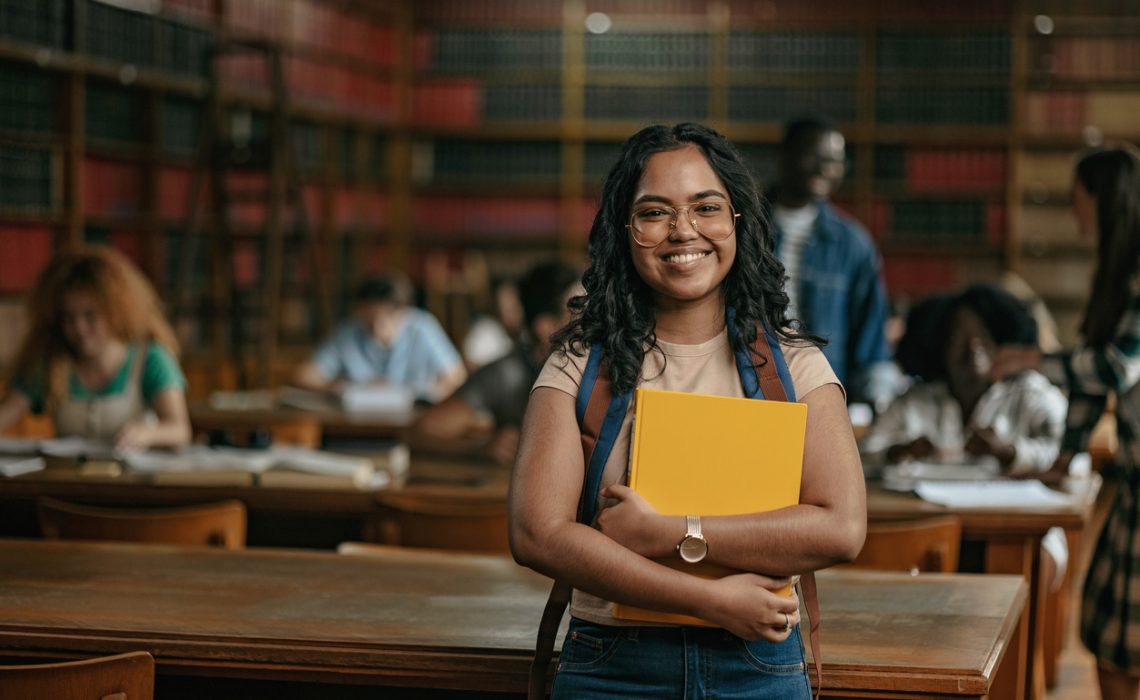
left=462, top=276, right=525, bottom=371
left=410, top=261, right=580, bottom=464
left=294, top=272, right=467, bottom=403
left=861, top=283, right=1067, bottom=475
left=0, top=246, right=190, bottom=448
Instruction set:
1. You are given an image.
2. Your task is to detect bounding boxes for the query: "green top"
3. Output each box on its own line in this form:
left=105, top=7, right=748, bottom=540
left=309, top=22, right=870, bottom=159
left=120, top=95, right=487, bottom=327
left=13, top=342, right=187, bottom=413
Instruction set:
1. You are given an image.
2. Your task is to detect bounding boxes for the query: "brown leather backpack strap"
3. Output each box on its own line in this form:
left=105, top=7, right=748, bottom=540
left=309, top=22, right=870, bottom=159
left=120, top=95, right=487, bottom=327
left=528, top=358, right=615, bottom=700
left=749, top=323, right=789, bottom=402
left=528, top=580, right=572, bottom=700
left=799, top=571, right=823, bottom=700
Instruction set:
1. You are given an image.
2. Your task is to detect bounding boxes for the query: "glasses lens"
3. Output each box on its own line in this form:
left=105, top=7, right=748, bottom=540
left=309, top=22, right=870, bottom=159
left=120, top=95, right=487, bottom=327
left=630, top=201, right=736, bottom=246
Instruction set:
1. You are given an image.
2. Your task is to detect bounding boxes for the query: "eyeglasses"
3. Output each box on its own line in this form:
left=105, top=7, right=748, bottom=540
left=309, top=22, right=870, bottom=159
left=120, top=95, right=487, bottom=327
left=626, top=199, right=739, bottom=248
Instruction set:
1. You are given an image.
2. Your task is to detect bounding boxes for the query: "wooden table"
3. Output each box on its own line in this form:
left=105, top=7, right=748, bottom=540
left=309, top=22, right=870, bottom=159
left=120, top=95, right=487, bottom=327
left=188, top=400, right=417, bottom=442
left=0, top=540, right=1026, bottom=699
left=867, top=476, right=1100, bottom=700
left=0, top=457, right=509, bottom=549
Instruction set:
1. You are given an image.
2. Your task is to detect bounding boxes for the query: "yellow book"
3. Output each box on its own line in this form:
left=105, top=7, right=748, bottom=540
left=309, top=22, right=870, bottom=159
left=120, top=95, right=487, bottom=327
left=614, top=387, right=807, bottom=626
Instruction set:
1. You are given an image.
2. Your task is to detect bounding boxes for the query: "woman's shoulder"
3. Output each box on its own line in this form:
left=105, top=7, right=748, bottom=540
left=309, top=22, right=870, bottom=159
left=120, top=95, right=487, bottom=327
left=533, top=342, right=592, bottom=398
left=777, top=339, right=843, bottom=401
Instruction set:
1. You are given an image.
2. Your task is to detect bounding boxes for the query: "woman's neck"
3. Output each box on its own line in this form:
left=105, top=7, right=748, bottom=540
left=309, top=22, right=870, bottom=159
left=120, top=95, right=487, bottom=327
left=73, top=339, right=129, bottom=388
left=653, top=295, right=726, bottom=344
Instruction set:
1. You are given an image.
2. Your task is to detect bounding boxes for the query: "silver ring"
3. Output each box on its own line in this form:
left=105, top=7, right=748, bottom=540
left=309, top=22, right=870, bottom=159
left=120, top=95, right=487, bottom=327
left=783, top=612, right=791, bottom=632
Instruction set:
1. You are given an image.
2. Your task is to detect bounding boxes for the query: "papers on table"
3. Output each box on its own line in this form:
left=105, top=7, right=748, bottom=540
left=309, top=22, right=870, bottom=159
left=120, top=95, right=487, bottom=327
left=914, top=480, right=1076, bottom=508
left=278, top=385, right=414, bottom=415
left=0, top=455, right=45, bottom=477
left=122, top=445, right=385, bottom=490
left=881, top=457, right=1000, bottom=492
left=0, top=436, right=120, bottom=461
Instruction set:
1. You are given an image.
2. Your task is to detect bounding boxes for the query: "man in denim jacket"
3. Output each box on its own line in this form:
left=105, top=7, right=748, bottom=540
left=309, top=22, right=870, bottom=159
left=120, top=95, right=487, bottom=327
left=765, top=116, right=901, bottom=412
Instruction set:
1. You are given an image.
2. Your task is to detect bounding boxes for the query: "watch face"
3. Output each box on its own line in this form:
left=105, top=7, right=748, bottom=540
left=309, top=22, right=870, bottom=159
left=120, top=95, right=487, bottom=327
left=678, top=536, right=707, bottom=563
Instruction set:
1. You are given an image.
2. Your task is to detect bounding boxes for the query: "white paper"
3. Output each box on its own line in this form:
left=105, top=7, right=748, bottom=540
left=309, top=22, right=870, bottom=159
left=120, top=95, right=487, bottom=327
left=0, top=455, right=45, bottom=477
left=914, top=479, right=1075, bottom=508
left=39, top=437, right=120, bottom=460
left=124, top=446, right=276, bottom=474
left=0, top=438, right=42, bottom=456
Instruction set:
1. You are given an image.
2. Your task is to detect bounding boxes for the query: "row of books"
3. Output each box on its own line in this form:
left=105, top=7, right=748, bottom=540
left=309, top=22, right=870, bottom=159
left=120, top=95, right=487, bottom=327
left=874, top=147, right=1007, bottom=191
left=426, top=28, right=564, bottom=73
left=0, top=63, right=57, bottom=133
left=0, top=0, right=66, bottom=49
left=727, top=0, right=1009, bottom=22
left=1024, top=91, right=1140, bottom=136
left=728, top=87, right=856, bottom=124
left=1033, top=37, right=1140, bottom=81
left=413, top=139, right=562, bottom=185
left=85, top=0, right=212, bottom=78
left=0, top=225, right=53, bottom=293
left=86, top=81, right=143, bottom=145
left=0, top=145, right=54, bottom=213
left=877, top=88, right=1009, bottom=125
left=876, top=32, right=1010, bottom=74
left=586, top=33, right=710, bottom=73
left=884, top=200, right=1005, bottom=244
left=411, top=81, right=563, bottom=127
left=727, top=33, right=860, bottom=74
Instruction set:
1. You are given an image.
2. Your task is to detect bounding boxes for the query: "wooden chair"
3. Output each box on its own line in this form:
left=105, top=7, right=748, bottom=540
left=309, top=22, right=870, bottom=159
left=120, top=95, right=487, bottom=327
left=372, top=491, right=509, bottom=553
left=850, top=515, right=963, bottom=574
left=38, top=497, right=247, bottom=549
left=0, top=651, right=154, bottom=700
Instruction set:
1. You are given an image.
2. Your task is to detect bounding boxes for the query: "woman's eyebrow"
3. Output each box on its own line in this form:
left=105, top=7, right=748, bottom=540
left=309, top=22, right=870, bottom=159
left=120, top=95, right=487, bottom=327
left=632, top=190, right=728, bottom=206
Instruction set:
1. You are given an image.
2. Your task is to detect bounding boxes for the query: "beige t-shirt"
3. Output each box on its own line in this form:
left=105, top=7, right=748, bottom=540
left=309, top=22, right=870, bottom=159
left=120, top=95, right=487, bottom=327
left=532, top=327, right=840, bottom=625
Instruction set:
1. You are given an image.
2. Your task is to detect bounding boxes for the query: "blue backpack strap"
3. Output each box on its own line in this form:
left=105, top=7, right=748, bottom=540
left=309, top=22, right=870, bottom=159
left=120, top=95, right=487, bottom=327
left=576, top=342, right=631, bottom=525
left=729, top=311, right=796, bottom=402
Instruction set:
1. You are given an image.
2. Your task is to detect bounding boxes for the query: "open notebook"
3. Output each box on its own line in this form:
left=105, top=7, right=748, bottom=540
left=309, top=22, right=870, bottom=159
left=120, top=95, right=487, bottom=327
left=614, top=388, right=807, bottom=626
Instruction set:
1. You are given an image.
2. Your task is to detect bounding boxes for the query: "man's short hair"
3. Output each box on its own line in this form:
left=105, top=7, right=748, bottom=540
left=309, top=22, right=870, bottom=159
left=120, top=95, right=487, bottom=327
left=517, top=261, right=580, bottom=327
left=781, top=116, right=837, bottom=149
left=354, top=272, right=413, bottom=307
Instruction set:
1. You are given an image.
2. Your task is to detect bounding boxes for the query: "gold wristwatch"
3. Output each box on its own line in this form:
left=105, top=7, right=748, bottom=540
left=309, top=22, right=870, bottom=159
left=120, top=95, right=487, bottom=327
left=677, top=515, right=708, bottom=563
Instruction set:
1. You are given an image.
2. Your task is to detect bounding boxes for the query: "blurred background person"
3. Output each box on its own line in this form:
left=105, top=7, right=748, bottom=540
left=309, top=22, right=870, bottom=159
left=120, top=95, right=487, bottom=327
left=764, top=116, right=902, bottom=413
left=411, top=260, right=580, bottom=464
left=993, top=145, right=1140, bottom=700
left=294, top=271, right=466, bottom=404
left=0, top=246, right=190, bottom=449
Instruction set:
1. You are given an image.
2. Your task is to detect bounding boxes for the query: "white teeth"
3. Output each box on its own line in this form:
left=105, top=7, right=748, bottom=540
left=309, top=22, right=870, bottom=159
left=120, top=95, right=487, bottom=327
left=664, top=252, right=707, bottom=264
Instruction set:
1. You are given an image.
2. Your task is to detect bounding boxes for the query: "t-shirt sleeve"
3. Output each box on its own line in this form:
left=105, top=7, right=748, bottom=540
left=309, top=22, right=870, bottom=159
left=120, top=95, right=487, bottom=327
left=782, top=341, right=844, bottom=402
left=141, top=343, right=187, bottom=405
left=416, top=312, right=463, bottom=374
left=532, top=345, right=589, bottom=398
left=311, top=324, right=350, bottom=379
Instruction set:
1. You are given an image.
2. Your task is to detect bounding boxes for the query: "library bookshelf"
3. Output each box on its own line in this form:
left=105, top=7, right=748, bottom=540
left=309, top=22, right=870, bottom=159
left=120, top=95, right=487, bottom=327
left=0, top=0, right=1136, bottom=386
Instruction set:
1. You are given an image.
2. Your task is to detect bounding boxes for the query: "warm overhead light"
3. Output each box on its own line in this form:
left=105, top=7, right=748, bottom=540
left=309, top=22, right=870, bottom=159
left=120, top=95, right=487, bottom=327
left=1033, top=15, right=1054, bottom=35
left=585, top=12, right=612, bottom=34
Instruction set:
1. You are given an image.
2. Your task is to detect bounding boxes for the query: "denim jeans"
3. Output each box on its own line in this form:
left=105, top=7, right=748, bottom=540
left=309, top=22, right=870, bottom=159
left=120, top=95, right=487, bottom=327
left=552, top=618, right=811, bottom=699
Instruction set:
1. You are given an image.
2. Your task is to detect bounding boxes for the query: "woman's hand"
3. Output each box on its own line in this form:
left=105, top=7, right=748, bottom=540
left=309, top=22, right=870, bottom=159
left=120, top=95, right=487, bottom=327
left=965, top=427, right=1016, bottom=468
left=114, top=421, right=153, bottom=450
left=597, top=484, right=670, bottom=558
left=885, top=436, right=935, bottom=464
left=1012, top=450, right=1072, bottom=485
left=991, top=346, right=1041, bottom=381
left=701, top=573, right=800, bottom=642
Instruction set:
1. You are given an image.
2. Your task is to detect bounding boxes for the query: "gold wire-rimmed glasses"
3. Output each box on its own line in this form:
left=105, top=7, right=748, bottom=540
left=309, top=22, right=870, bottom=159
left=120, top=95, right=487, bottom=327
left=626, top=199, right=739, bottom=248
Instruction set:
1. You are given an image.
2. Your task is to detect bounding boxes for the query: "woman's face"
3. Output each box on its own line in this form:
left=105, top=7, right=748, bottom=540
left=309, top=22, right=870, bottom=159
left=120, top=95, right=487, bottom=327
left=1072, top=180, right=1098, bottom=240
left=945, top=306, right=994, bottom=397
left=627, top=146, right=737, bottom=310
left=60, top=290, right=113, bottom=359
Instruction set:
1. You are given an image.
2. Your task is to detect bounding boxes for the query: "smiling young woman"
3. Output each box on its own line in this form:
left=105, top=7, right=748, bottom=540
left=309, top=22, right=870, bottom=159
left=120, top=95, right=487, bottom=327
left=508, top=123, right=867, bottom=699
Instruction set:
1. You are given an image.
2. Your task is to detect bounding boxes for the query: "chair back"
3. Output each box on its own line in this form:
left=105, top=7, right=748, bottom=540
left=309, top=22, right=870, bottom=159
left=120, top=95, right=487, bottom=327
left=38, top=498, right=247, bottom=549
left=0, top=651, right=154, bottom=700
left=851, top=515, right=963, bottom=574
left=373, top=491, right=508, bottom=553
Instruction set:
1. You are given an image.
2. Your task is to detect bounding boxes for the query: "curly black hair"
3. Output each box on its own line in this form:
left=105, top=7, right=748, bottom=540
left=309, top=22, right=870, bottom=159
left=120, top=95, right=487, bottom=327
left=551, top=123, right=819, bottom=395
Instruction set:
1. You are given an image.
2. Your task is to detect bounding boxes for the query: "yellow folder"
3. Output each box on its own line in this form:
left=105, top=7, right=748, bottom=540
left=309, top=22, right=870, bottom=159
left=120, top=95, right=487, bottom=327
left=613, top=387, right=807, bottom=626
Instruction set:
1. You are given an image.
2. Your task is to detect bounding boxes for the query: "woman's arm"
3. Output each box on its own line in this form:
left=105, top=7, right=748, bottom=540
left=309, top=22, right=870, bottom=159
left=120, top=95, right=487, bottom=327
left=115, top=386, right=191, bottom=449
left=598, top=383, right=867, bottom=576
left=0, top=391, right=31, bottom=433
left=509, top=387, right=800, bottom=641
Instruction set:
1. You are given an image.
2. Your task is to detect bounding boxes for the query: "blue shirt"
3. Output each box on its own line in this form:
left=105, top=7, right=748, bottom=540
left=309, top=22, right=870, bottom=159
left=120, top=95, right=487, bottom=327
left=769, top=199, right=896, bottom=408
left=312, top=309, right=462, bottom=400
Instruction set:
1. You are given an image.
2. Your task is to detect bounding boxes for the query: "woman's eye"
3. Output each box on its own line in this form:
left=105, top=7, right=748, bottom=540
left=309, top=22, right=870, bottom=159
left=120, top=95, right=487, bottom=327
left=637, top=208, right=670, bottom=220
left=695, top=202, right=724, bottom=215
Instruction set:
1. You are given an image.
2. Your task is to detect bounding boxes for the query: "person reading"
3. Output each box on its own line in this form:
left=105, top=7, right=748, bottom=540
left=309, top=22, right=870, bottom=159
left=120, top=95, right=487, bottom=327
left=293, top=272, right=466, bottom=404
left=0, top=246, right=190, bottom=449
left=410, top=261, right=579, bottom=465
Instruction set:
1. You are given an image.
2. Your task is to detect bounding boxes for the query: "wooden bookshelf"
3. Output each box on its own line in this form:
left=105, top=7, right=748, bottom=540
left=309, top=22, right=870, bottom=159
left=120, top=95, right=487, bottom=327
left=1, top=0, right=1138, bottom=383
